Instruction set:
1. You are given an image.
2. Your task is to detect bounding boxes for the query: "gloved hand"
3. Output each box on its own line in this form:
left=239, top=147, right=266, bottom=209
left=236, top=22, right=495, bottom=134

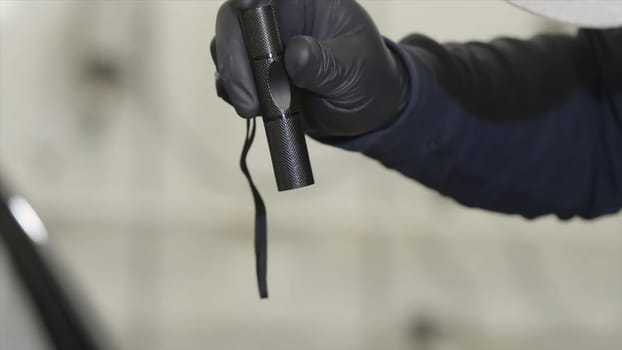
left=212, top=0, right=409, bottom=138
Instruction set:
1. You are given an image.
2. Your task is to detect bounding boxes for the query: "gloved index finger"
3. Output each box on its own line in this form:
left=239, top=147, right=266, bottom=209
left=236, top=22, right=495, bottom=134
left=215, top=0, right=261, bottom=118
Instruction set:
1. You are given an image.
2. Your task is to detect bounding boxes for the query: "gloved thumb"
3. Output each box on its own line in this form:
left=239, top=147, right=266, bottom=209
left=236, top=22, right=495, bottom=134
left=285, top=35, right=356, bottom=101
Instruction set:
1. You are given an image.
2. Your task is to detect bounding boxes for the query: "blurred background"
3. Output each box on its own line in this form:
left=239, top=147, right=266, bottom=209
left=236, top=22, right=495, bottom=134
left=0, top=1, right=620, bottom=350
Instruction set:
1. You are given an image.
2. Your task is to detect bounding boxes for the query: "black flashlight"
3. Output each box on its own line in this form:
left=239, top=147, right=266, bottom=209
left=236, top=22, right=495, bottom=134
left=240, top=5, right=314, bottom=191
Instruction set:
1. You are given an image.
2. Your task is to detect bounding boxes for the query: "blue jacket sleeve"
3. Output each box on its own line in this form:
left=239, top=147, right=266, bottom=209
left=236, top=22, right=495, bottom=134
left=331, top=29, right=622, bottom=219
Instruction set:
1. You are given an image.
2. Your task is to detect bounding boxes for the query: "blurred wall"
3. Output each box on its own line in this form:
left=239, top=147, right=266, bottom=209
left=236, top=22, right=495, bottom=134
left=1, top=1, right=620, bottom=350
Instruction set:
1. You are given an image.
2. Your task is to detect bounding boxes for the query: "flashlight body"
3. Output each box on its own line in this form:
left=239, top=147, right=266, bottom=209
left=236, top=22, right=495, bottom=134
left=241, top=6, right=314, bottom=191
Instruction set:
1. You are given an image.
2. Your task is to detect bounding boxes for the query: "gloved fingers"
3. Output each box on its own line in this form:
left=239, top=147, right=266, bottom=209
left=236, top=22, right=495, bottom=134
left=214, top=0, right=308, bottom=118
left=211, top=37, right=232, bottom=103
left=285, top=35, right=359, bottom=107
left=215, top=75, right=232, bottom=104
left=210, top=37, right=218, bottom=66
left=215, top=1, right=260, bottom=118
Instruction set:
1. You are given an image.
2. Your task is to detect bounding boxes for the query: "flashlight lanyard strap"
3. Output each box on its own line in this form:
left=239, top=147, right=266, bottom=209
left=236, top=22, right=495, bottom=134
left=240, top=117, right=269, bottom=299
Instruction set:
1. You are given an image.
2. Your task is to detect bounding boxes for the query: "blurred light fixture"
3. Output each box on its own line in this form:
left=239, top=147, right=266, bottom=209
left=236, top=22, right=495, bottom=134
left=8, top=196, right=48, bottom=244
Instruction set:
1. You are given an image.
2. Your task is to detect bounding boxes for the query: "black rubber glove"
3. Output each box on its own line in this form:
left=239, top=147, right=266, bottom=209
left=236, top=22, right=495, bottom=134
left=212, top=0, right=409, bottom=138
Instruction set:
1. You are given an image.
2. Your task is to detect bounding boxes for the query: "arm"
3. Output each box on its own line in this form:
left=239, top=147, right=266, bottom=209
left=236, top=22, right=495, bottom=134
left=334, top=29, right=622, bottom=219
left=213, top=0, right=621, bottom=219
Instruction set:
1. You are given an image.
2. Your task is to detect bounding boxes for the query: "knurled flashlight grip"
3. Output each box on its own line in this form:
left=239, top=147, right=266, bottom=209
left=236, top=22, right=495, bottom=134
left=241, top=5, right=314, bottom=191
